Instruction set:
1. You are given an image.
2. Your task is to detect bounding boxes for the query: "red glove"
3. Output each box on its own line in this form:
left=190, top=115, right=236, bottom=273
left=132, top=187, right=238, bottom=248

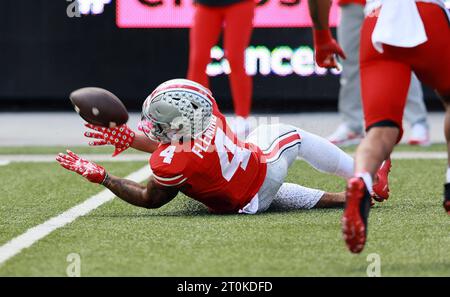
left=313, top=29, right=346, bottom=69
left=84, top=123, right=135, bottom=157
left=137, top=120, right=152, bottom=135
left=56, top=150, right=107, bottom=184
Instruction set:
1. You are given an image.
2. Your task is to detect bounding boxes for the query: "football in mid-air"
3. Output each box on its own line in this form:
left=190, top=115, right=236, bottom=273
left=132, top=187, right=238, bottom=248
left=69, top=87, right=129, bottom=128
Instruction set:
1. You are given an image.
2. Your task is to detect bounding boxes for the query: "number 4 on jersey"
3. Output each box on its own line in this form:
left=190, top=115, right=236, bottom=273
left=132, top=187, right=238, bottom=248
left=160, top=145, right=176, bottom=164
left=215, top=128, right=251, bottom=181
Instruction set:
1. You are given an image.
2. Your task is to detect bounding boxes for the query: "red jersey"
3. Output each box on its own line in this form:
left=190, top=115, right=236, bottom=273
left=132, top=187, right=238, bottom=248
left=149, top=100, right=267, bottom=214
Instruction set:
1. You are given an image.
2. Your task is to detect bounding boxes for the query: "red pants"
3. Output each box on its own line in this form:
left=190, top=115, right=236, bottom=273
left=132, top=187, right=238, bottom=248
left=360, top=3, right=450, bottom=139
left=187, top=1, right=255, bottom=118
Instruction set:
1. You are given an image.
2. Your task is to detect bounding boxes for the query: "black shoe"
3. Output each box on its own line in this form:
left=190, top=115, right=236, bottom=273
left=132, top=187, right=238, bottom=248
left=444, top=183, right=450, bottom=214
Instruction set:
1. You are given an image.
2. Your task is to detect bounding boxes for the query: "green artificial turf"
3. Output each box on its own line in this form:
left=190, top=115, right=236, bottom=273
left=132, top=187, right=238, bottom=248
left=0, top=162, right=145, bottom=245
left=0, top=158, right=449, bottom=276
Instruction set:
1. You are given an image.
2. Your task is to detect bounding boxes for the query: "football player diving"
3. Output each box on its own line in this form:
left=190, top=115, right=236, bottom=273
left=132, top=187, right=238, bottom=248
left=56, top=79, right=390, bottom=215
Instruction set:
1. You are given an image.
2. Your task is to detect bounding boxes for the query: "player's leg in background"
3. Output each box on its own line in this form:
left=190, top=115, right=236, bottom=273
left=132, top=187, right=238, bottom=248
left=223, top=0, right=255, bottom=138
left=403, top=73, right=430, bottom=146
left=341, top=13, right=412, bottom=253
left=405, top=2, right=450, bottom=213
left=432, top=84, right=450, bottom=214
left=440, top=95, right=450, bottom=214
left=328, top=3, right=365, bottom=146
left=187, top=4, right=224, bottom=89
left=355, top=61, right=410, bottom=189
left=356, top=11, right=413, bottom=188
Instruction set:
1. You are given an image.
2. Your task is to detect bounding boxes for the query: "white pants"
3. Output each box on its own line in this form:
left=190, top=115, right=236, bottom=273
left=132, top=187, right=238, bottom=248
left=242, top=124, right=350, bottom=213
left=241, top=124, right=330, bottom=214
left=256, top=124, right=301, bottom=211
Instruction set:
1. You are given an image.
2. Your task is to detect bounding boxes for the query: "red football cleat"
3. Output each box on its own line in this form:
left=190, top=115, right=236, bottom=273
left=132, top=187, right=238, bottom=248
left=342, top=177, right=372, bottom=254
left=372, top=159, right=392, bottom=202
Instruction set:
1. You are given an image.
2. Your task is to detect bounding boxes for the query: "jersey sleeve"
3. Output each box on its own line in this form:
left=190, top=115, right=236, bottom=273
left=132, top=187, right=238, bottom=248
left=149, top=146, right=188, bottom=187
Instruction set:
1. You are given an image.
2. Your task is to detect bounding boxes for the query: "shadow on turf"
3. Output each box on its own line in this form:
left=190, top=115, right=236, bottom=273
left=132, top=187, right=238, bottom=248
left=88, top=202, right=346, bottom=218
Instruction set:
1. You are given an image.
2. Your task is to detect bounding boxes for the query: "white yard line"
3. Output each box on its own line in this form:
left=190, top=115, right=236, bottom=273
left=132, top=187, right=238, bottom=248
left=0, top=160, right=10, bottom=166
left=0, top=152, right=447, bottom=164
left=0, top=166, right=151, bottom=266
left=390, top=152, right=447, bottom=159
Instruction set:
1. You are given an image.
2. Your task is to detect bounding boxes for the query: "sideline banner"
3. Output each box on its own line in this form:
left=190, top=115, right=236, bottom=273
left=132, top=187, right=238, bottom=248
left=117, top=0, right=340, bottom=28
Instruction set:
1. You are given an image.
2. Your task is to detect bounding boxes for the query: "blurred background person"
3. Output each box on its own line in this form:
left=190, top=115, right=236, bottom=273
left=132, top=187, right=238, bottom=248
left=187, top=0, right=256, bottom=138
left=327, top=0, right=430, bottom=147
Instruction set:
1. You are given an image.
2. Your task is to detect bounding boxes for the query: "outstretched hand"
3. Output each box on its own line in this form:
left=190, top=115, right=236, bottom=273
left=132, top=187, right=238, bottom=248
left=56, top=150, right=107, bottom=184
left=84, top=123, right=135, bottom=156
left=313, top=29, right=346, bottom=69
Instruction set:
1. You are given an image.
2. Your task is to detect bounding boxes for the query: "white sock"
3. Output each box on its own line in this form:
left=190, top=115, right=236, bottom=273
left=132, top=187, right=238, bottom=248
left=297, top=129, right=354, bottom=179
left=272, top=183, right=325, bottom=210
left=446, top=167, right=450, bottom=184
left=355, top=172, right=373, bottom=194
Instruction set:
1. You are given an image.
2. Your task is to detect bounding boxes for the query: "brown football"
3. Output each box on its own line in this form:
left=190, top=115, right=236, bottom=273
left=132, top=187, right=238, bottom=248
left=69, top=87, right=129, bottom=128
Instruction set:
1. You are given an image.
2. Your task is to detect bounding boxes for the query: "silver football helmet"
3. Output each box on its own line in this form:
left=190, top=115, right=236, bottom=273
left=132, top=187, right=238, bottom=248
left=141, top=79, right=214, bottom=143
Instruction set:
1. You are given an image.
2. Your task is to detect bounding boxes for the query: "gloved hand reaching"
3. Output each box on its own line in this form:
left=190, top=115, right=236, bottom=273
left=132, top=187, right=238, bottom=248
left=84, top=123, right=135, bottom=156
left=56, top=150, right=107, bottom=184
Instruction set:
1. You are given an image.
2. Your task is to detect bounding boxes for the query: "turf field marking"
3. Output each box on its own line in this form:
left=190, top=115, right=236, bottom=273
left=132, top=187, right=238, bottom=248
left=389, top=152, right=446, bottom=159
left=0, top=160, right=10, bottom=166
left=0, top=165, right=151, bottom=266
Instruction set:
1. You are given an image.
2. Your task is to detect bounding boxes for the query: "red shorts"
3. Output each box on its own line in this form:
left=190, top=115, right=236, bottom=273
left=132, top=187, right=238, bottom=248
left=360, top=2, right=450, bottom=140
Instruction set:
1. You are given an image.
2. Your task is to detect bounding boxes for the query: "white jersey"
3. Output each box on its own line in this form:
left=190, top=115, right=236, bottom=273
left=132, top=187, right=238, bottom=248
left=364, top=0, right=450, bottom=53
